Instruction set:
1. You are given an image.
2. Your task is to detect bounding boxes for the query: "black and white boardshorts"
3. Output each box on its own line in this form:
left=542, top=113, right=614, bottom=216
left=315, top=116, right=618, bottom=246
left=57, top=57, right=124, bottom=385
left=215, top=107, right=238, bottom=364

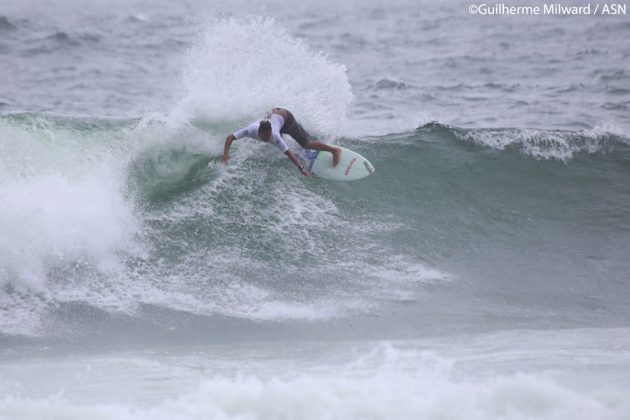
left=278, top=109, right=312, bottom=147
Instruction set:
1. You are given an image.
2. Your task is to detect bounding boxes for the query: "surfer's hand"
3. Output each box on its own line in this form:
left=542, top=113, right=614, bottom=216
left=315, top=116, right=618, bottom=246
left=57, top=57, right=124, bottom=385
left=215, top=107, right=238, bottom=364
left=300, top=166, right=311, bottom=177
left=221, top=153, right=229, bottom=164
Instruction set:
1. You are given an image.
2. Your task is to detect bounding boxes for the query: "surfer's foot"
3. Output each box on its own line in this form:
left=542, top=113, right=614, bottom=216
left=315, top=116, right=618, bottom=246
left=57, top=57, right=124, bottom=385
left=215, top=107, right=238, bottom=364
left=332, top=147, right=341, bottom=167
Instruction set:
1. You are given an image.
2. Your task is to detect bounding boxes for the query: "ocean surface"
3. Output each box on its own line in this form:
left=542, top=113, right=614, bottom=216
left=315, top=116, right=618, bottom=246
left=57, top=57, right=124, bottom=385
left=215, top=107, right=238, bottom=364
left=1, top=0, right=630, bottom=418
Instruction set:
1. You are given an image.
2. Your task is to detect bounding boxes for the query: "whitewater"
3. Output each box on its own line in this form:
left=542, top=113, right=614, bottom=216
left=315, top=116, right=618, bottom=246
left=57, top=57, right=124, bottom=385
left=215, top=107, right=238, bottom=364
left=1, top=0, right=630, bottom=419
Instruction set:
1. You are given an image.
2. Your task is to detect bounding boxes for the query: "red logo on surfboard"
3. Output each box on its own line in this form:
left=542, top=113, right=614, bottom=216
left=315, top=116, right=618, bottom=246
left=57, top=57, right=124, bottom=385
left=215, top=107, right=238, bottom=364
left=344, top=157, right=357, bottom=176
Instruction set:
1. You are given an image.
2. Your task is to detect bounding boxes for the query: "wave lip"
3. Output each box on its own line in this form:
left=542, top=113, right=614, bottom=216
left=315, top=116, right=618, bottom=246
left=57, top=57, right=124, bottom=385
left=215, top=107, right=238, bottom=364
left=417, top=121, right=629, bottom=161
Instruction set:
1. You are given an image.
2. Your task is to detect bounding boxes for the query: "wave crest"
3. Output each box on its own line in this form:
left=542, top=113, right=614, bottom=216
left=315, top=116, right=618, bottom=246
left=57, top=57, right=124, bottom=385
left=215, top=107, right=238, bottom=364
left=417, top=122, right=629, bottom=160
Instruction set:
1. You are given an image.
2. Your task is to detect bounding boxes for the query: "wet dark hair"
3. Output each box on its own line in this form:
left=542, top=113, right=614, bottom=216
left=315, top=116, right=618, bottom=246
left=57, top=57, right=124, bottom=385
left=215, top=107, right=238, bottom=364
left=259, top=120, right=272, bottom=132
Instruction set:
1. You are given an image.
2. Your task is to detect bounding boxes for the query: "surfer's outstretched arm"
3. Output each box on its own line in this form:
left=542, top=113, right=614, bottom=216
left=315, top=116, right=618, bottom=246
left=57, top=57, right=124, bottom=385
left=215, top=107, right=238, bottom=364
left=222, top=134, right=235, bottom=164
left=285, top=150, right=311, bottom=177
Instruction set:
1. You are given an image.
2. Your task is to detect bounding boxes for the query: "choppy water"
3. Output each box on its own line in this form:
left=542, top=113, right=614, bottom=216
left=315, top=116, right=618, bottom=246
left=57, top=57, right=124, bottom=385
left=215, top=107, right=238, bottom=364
left=1, top=0, right=629, bottom=419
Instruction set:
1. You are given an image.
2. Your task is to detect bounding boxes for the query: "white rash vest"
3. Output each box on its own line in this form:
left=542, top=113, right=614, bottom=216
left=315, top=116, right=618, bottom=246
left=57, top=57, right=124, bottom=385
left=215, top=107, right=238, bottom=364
left=232, top=114, right=289, bottom=153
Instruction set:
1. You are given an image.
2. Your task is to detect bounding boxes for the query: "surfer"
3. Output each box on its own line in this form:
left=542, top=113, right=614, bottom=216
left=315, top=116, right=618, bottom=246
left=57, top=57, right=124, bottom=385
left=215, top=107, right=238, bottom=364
left=222, top=108, right=341, bottom=177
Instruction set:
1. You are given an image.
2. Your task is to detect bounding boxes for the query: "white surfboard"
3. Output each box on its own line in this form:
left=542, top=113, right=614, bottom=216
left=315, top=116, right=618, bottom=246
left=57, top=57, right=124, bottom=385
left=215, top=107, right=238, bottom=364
left=302, top=146, right=375, bottom=181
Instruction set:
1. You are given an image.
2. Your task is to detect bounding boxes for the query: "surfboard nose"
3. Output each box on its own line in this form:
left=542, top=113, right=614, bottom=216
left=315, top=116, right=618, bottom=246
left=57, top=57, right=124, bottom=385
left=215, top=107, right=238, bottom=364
left=363, top=160, right=375, bottom=174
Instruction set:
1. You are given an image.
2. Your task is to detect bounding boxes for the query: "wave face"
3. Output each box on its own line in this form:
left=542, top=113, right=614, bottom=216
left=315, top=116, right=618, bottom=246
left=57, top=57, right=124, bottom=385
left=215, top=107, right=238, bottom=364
left=1, top=12, right=629, bottom=342
left=1, top=111, right=629, bottom=338
left=0, top=111, right=448, bottom=336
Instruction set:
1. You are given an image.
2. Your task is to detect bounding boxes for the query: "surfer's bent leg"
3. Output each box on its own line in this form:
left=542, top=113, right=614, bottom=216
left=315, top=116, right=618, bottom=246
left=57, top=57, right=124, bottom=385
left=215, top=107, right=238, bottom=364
left=280, top=111, right=342, bottom=167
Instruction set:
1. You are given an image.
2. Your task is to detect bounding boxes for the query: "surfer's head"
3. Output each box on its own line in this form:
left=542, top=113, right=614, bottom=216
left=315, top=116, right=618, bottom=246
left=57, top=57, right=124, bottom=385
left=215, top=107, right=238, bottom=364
left=258, top=120, right=272, bottom=141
